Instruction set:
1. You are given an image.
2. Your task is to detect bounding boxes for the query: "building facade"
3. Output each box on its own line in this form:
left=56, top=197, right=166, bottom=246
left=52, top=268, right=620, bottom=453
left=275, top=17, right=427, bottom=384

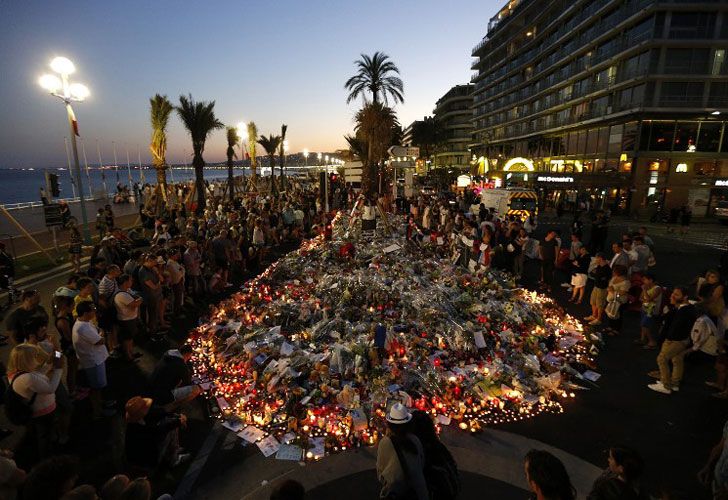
left=470, top=0, right=728, bottom=217
left=433, top=84, right=474, bottom=168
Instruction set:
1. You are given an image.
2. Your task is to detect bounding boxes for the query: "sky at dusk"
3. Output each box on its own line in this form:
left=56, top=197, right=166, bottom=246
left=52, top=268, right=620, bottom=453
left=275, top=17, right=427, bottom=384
left=0, top=0, right=501, bottom=169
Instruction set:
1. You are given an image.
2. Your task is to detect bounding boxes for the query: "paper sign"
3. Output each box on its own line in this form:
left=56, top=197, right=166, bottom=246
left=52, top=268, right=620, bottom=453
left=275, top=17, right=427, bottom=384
left=257, top=435, right=280, bottom=457
left=583, top=370, right=601, bottom=382
left=436, top=414, right=451, bottom=426
left=281, top=432, right=297, bottom=444
left=349, top=408, right=368, bottom=431
left=221, top=420, right=243, bottom=433
left=309, top=437, right=325, bottom=459
left=437, top=237, right=444, bottom=245
left=238, top=426, right=266, bottom=443
left=474, top=331, right=486, bottom=349
left=280, top=342, right=295, bottom=356
left=276, top=443, right=303, bottom=461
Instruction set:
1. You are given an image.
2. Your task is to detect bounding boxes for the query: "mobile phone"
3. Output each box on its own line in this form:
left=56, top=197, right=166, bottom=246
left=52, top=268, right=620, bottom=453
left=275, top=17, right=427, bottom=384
left=54, top=351, right=62, bottom=359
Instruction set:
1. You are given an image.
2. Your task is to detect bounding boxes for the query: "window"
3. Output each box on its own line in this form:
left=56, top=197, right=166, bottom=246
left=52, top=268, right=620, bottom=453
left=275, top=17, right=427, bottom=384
left=626, top=17, right=654, bottom=44
left=698, top=122, right=722, bottom=152
left=660, top=82, right=704, bottom=107
left=649, top=121, right=676, bottom=151
left=591, top=95, right=610, bottom=116
left=622, top=122, right=638, bottom=152
left=586, top=129, right=599, bottom=154
left=664, top=48, right=710, bottom=74
left=572, top=101, right=589, bottom=120
left=577, top=130, right=587, bottom=155
left=674, top=122, right=699, bottom=152
left=713, top=50, right=726, bottom=76
left=668, top=12, right=716, bottom=39
left=597, top=127, right=609, bottom=153
left=694, top=161, right=717, bottom=177
left=709, top=83, right=728, bottom=107
left=608, top=124, right=623, bottom=155
left=619, top=84, right=646, bottom=109
left=567, top=132, right=578, bottom=155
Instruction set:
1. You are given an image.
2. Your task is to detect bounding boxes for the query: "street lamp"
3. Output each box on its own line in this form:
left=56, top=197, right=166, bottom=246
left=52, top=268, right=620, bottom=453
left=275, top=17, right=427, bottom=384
left=317, top=152, right=322, bottom=166
left=39, top=56, right=91, bottom=244
left=303, top=148, right=309, bottom=167
left=236, top=121, right=248, bottom=165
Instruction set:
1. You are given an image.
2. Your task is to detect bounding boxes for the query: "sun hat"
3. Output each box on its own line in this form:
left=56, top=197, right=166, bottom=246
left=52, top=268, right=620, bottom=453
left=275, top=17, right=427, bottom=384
left=125, top=396, right=152, bottom=423
left=386, top=402, right=412, bottom=424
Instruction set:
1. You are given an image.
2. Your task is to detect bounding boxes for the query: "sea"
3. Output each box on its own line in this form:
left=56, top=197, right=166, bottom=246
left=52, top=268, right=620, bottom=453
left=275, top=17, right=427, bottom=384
left=0, top=166, right=253, bottom=204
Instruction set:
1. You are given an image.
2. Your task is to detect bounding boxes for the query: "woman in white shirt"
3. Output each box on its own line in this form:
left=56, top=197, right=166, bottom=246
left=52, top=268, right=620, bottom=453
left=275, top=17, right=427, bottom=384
left=7, top=343, right=62, bottom=458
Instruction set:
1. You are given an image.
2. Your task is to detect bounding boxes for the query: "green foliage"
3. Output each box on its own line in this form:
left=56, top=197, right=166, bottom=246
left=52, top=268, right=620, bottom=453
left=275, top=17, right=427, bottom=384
left=149, top=94, right=173, bottom=169
left=345, top=51, right=404, bottom=105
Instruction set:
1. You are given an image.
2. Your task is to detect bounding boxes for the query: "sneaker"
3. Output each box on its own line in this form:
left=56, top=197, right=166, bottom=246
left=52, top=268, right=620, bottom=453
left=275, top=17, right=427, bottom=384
left=647, top=370, right=660, bottom=379
left=647, top=382, right=671, bottom=394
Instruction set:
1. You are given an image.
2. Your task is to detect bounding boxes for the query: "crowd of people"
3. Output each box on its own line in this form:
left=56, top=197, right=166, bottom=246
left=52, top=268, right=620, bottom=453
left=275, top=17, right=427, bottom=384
left=2, top=179, right=728, bottom=499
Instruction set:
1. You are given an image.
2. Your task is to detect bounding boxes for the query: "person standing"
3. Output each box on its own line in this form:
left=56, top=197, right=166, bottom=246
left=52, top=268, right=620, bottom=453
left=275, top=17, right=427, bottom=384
left=539, top=230, right=560, bottom=293
left=587, top=253, right=612, bottom=326
left=7, top=343, right=63, bottom=459
left=165, top=249, right=185, bottom=317
left=569, top=246, right=590, bottom=305
left=138, top=254, right=165, bottom=335
left=648, top=286, right=697, bottom=394
left=114, top=274, right=142, bottom=361
left=183, top=242, right=203, bottom=298
left=5, top=290, right=47, bottom=345
left=72, top=301, right=109, bottom=418
left=376, top=403, right=429, bottom=500
left=638, top=274, right=663, bottom=349
left=609, top=242, right=630, bottom=271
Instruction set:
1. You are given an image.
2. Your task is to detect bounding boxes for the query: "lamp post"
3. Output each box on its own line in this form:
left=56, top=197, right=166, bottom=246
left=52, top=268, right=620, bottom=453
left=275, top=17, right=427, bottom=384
left=303, top=148, right=309, bottom=167
left=317, top=152, right=322, bottom=166
left=39, top=56, right=91, bottom=244
left=236, top=122, right=248, bottom=182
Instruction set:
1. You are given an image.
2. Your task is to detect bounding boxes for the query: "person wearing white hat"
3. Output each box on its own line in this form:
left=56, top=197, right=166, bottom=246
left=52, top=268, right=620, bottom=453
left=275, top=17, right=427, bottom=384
left=376, top=403, right=429, bottom=499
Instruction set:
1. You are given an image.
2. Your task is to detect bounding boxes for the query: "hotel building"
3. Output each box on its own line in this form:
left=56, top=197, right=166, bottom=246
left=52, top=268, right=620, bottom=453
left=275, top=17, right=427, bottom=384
left=433, top=84, right=474, bottom=168
left=470, top=0, right=728, bottom=217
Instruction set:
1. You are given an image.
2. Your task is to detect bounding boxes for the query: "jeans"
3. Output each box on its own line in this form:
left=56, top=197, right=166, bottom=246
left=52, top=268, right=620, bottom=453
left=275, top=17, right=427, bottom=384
left=657, top=339, right=689, bottom=389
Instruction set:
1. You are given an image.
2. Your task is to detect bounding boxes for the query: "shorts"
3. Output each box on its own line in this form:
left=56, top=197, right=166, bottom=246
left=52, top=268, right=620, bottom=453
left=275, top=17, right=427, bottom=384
left=171, top=385, right=198, bottom=402
left=571, top=273, right=587, bottom=288
left=117, top=318, right=139, bottom=342
left=84, top=362, right=107, bottom=389
left=640, top=311, right=655, bottom=328
left=590, top=287, right=608, bottom=308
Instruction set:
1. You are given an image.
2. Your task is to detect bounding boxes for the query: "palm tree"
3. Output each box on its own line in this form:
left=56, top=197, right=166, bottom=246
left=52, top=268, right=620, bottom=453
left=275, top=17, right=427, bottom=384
left=225, top=126, right=239, bottom=202
left=278, top=124, right=288, bottom=187
left=344, top=134, right=368, bottom=165
left=345, top=52, right=404, bottom=105
left=176, top=94, right=224, bottom=214
left=247, top=122, right=258, bottom=190
left=355, top=102, right=399, bottom=194
left=258, top=134, right=281, bottom=196
left=149, top=94, right=174, bottom=210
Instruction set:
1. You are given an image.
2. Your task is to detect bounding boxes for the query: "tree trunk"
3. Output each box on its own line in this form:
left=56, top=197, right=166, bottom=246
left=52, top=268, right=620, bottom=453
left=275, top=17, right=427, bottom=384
left=269, top=154, right=278, bottom=197
left=193, top=151, right=206, bottom=215
left=154, top=165, right=168, bottom=211
left=227, top=158, right=234, bottom=203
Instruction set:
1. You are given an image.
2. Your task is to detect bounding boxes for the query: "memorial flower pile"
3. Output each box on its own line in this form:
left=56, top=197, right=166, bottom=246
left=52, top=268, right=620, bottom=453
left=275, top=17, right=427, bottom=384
left=188, top=213, right=599, bottom=460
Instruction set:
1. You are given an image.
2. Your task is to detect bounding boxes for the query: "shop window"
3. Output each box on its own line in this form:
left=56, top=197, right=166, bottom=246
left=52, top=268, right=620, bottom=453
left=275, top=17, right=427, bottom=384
left=698, top=122, right=722, bottom=152
left=639, top=122, right=652, bottom=150
left=608, top=125, right=623, bottom=155
left=649, top=121, right=676, bottom=151
left=694, top=161, right=717, bottom=177
left=622, top=122, right=638, bottom=151
left=664, top=48, right=710, bottom=74
left=582, top=160, right=594, bottom=173
left=674, top=122, right=699, bottom=152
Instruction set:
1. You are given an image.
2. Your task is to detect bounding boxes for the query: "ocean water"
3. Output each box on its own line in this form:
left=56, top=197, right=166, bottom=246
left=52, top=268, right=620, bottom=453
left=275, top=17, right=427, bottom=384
left=0, top=167, right=251, bottom=204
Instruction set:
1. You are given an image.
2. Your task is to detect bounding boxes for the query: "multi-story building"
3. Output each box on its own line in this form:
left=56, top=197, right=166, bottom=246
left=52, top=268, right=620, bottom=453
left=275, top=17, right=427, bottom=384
left=402, top=120, right=423, bottom=147
left=470, top=0, right=728, bottom=217
left=433, top=84, right=474, bottom=168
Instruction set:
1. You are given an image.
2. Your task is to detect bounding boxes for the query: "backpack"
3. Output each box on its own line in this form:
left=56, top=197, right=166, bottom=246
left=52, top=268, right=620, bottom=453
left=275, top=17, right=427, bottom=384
left=424, top=442, right=461, bottom=500
left=5, top=372, right=37, bottom=425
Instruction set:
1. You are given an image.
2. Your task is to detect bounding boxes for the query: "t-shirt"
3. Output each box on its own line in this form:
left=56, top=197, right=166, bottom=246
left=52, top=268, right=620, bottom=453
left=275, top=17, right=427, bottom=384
left=5, top=306, right=49, bottom=340
left=540, top=238, right=558, bottom=262
left=663, top=303, right=697, bottom=342
left=114, top=290, right=139, bottom=321
left=138, top=266, right=161, bottom=297
left=98, top=275, right=118, bottom=300
left=590, top=264, right=612, bottom=289
left=72, top=320, right=109, bottom=369
left=166, top=260, right=185, bottom=285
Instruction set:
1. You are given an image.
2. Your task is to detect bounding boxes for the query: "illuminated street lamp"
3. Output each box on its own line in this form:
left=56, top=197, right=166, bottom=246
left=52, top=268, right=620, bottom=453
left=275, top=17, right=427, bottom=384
left=317, top=152, right=322, bottom=165
left=236, top=121, right=248, bottom=169
left=39, top=56, right=91, bottom=244
left=303, top=148, right=309, bottom=167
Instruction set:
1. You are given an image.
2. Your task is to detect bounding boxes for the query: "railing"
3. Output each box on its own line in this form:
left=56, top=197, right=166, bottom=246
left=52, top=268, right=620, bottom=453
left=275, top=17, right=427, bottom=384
left=0, top=196, right=89, bottom=210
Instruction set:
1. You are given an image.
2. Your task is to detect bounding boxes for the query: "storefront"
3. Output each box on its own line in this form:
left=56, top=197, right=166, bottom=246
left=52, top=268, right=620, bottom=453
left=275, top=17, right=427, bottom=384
left=708, top=178, right=728, bottom=219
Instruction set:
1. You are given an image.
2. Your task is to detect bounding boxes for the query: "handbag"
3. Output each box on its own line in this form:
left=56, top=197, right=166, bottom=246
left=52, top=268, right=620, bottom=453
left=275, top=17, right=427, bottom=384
left=605, top=300, right=621, bottom=320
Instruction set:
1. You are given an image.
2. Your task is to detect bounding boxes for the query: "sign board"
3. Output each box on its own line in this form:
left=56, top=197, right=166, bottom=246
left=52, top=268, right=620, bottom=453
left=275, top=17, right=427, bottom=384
left=715, top=179, right=728, bottom=187
left=343, top=161, right=363, bottom=183
left=43, top=204, right=64, bottom=227
left=457, top=175, right=471, bottom=188
left=536, top=176, right=574, bottom=183
left=387, top=146, right=420, bottom=158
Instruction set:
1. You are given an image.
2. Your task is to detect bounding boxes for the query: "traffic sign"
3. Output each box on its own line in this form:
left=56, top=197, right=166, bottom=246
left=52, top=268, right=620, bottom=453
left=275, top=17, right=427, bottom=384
left=387, top=146, right=420, bottom=158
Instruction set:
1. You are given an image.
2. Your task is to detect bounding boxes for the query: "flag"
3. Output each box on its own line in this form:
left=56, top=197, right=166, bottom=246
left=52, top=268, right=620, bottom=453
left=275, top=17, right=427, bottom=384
left=68, top=106, right=80, bottom=136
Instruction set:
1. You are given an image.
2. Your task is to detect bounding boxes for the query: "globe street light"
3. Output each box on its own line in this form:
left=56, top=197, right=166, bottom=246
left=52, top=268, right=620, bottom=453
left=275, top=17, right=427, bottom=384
left=317, top=152, right=322, bottom=166
left=39, top=56, right=91, bottom=244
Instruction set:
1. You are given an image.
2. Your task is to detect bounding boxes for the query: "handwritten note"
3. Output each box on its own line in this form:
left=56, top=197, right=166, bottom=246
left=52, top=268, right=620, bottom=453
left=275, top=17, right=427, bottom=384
left=257, top=435, right=280, bottom=457
left=437, top=237, right=444, bottom=246
left=238, top=426, right=266, bottom=443
left=276, top=443, right=303, bottom=461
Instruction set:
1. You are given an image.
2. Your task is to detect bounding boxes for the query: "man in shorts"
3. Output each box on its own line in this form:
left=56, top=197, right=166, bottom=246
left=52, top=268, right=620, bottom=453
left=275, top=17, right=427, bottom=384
left=72, top=301, right=109, bottom=418
left=587, top=252, right=612, bottom=326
